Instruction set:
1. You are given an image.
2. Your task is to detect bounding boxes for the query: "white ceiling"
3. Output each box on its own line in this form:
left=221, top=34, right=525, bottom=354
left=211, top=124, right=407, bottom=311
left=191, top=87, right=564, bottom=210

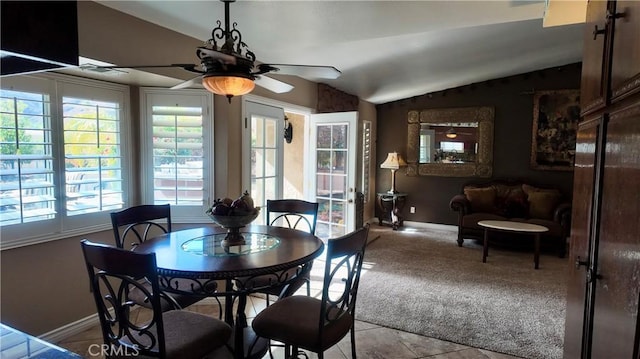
left=94, top=0, right=585, bottom=105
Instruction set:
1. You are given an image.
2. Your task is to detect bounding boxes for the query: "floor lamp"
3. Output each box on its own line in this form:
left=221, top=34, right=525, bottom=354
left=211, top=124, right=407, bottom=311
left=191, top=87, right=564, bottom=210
left=380, top=152, right=407, bottom=194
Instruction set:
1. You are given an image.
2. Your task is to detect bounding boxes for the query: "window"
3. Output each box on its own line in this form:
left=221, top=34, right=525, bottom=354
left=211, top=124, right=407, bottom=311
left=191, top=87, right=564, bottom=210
left=440, top=141, right=464, bottom=152
left=141, top=89, right=213, bottom=222
left=63, top=95, right=123, bottom=216
left=0, top=74, right=130, bottom=248
left=0, top=88, right=55, bottom=225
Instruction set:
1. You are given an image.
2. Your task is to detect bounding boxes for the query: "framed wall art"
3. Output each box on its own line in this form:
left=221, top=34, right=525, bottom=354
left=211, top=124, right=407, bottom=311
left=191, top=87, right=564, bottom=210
left=531, top=89, right=580, bottom=171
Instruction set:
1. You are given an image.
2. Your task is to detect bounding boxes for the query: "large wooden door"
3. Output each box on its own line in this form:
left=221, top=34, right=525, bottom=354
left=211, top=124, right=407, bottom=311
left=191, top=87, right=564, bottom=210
left=563, top=118, right=601, bottom=359
left=580, top=0, right=610, bottom=115
left=589, top=104, right=640, bottom=358
left=610, top=1, right=640, bottom=103
left=564, top=1, right=640, bottom=358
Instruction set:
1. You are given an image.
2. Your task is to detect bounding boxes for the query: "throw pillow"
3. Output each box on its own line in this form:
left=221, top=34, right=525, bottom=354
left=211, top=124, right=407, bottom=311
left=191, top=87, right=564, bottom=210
left=463, top=187, right=497, bottom=213
left=527, top=191, right=561, bottom=220
left=503, top=188, right=529, bottom=218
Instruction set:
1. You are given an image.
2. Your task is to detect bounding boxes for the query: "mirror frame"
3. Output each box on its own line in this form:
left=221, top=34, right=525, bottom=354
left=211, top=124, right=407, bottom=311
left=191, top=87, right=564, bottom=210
left=407, top=106, right=494, bottom=177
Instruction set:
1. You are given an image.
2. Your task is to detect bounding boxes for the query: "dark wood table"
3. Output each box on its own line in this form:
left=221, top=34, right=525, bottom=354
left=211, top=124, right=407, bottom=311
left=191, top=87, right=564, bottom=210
left=134, top=225, right=324, bottom=359
left=376, top=192, right=407, bottom=229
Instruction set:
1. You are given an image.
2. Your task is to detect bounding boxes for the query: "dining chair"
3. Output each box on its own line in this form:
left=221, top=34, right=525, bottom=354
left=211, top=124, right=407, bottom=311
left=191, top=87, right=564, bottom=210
left=80, top=239, right=232, bottom=359
left=251, top=199, right=319, bottom=305
left=110, top=204, right=172, bottom=249
left=110, top=204, right=206, bottom=311
left=251, top=224, right=370, bottom=359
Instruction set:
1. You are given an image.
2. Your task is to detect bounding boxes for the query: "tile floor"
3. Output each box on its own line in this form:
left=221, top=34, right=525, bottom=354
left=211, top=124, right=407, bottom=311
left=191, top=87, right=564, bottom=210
left=56, top=294, right=518, bottom=359
left=57, top=226, right=520, bottom=359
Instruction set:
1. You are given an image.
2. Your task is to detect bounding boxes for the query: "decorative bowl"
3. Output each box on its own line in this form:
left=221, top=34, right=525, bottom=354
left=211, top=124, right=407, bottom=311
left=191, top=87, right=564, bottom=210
left=207, top=209, right=260, bottom=246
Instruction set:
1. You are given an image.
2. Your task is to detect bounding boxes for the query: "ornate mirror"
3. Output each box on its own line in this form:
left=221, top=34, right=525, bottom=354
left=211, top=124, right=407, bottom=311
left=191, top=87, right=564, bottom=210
left=406, top=107, right=494, bottom=177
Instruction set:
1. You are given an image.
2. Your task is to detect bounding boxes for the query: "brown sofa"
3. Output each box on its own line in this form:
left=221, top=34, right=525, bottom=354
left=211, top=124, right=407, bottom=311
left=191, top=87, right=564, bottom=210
left=449, top=179, right=571, bottom=257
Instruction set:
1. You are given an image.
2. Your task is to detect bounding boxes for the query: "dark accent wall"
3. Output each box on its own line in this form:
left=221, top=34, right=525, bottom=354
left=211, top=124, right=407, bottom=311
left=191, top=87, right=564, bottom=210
left=376, top=63, right=581, bottom=225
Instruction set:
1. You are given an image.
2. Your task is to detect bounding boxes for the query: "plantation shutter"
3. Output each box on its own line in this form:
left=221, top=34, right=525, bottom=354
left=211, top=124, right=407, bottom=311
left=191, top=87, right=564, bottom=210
left=0, top=89, right=56, bottom=225
left=151, top=105, right=204, bottom=206
left=63, top=96, right=124, bottom=216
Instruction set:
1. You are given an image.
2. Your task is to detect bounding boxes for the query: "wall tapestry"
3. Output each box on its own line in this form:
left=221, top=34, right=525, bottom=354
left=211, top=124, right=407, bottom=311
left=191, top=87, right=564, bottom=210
left=531, top=89, right=580, bottom=171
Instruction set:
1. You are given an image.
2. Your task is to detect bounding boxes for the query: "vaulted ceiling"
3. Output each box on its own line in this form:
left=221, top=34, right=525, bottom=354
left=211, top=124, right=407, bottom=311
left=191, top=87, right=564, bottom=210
left=95, top=0, right=585, bottom=105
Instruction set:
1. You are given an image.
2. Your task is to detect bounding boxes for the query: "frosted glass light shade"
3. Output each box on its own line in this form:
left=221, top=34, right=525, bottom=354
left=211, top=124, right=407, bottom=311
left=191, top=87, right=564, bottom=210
left=202, top=75, right=255, bottom=97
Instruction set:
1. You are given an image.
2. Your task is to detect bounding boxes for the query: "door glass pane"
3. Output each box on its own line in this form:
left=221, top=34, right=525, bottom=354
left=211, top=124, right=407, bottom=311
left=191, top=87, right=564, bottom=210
left=265, top=120, right=277, bottom=148
left=332, top=125, right=347, bottom=149
left=252, top=148, right=264, bottom=177
left=252, top=117, right=263, bottom=147
left=317, top=126, right=331, bottom=148
left=317, top=151, right=331, bottom=172
left=331, top=175, right=347, bottom=199
left=316, top=174, right=330, bottom=197
left=249, top=109, right=280, bottom=226
left=314, top=123, right=349, bottom=239
left=265, top=149, right=276, bottom=177
left=334, top=151, right=346, bottom=173
left=331, top=201, right=345, bottom=224
left=264, top=177, right=276, bottom=202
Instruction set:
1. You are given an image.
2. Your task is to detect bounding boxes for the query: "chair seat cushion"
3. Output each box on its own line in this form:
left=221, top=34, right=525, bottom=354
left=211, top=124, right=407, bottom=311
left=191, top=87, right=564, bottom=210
left=252, top=296, right=352, bottom=352
left=162, top=310, right=232, bottom=359
left=125, top=310, right=231, bottom=359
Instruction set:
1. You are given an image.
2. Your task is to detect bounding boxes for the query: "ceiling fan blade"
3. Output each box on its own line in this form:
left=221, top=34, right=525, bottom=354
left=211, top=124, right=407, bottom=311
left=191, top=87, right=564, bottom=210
left=80, top=63, right=202, bottom=74
left=196, top=47, right=237, bottom=65
left=254, top=75, right=294, bottom=94
left=170, top=75, right=203, bottom=90
left=264, top=64, right=341, bottom=79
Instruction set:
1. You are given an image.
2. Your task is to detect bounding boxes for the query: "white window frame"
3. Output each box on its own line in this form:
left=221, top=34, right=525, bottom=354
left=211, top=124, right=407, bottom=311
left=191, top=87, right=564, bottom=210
left=140, top=88, right=213, bottom=223
left=0, top=73, right=131, bottom=249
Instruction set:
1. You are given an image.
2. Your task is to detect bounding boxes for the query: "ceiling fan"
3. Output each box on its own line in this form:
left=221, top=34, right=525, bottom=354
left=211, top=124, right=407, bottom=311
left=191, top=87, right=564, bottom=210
left=92, top=0, right=341, bottom=102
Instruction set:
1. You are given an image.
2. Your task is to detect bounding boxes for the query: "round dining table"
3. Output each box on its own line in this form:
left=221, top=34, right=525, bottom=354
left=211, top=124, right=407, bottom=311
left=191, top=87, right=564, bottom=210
left=133, top=224, right=325, bottom=359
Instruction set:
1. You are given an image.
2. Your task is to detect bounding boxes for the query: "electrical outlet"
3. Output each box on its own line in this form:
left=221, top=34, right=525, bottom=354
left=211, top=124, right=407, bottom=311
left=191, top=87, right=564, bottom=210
left=410, top=206, right=416, bottom=213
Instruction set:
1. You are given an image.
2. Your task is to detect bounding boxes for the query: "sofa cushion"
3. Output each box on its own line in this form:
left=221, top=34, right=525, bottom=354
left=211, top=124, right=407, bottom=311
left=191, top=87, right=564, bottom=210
left=463, top=187, right=497, bottom=213
left=526, top=191, right=561, bottom=220
left=498, top=187, right=529, bottom=218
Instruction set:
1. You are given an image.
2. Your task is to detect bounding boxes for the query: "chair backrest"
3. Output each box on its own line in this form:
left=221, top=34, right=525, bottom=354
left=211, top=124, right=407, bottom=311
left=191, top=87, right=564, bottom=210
left=111, top=204, right=172, bottom=249
left=317, top=224, right=370, bottom=338
left=266, top=199, right=319, bottom=235
left=80, top=239, right=168, bottom=357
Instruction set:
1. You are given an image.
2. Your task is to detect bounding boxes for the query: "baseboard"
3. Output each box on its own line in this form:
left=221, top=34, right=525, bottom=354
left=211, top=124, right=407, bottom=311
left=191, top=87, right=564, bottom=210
left=365, top=218, right=457, bottom=232
left=39, top=312, right=102, bottom=343
left=402, top=221, right=457, bottom=231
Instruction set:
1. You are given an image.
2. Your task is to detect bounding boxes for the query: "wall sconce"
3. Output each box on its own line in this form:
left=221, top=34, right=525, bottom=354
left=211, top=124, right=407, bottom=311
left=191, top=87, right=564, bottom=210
left=284, top=116, right=293, bottom=143
left=445, top=127, right=458, bottom=139
left=380, top=152, right=407, bottom=194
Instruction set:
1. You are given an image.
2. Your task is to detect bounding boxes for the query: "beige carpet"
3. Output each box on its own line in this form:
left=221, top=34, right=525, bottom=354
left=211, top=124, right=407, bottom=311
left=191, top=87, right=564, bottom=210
left=356, top=225, right=568, bottom=359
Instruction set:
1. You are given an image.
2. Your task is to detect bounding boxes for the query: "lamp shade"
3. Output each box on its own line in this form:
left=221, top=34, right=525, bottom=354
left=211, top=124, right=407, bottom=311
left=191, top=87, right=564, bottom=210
left=202, top=75, right=255, bottom=98
left=380, top=152, right=407, bottom=169
left=445, top=128, right=458, bottom=139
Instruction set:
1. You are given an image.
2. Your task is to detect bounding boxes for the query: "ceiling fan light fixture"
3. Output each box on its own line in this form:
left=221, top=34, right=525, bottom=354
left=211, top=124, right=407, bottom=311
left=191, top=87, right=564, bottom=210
left=202, top=75, right=255, bottom=101
left=445, top=128, right=458, bottom=139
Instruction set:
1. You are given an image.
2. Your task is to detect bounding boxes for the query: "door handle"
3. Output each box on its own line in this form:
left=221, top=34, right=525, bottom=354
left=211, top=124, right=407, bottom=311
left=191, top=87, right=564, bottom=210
left=575, top=256, right=589, bottom=269
left=593, top=25, right=606, bottom=40
left=586, top=268, right=603, bottom=283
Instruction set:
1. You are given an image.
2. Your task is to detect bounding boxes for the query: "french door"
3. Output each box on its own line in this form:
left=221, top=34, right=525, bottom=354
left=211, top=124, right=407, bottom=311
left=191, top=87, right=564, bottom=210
left=309, top=112, right=358, bottom=239
left=242, top=101, right=284, bottom=225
